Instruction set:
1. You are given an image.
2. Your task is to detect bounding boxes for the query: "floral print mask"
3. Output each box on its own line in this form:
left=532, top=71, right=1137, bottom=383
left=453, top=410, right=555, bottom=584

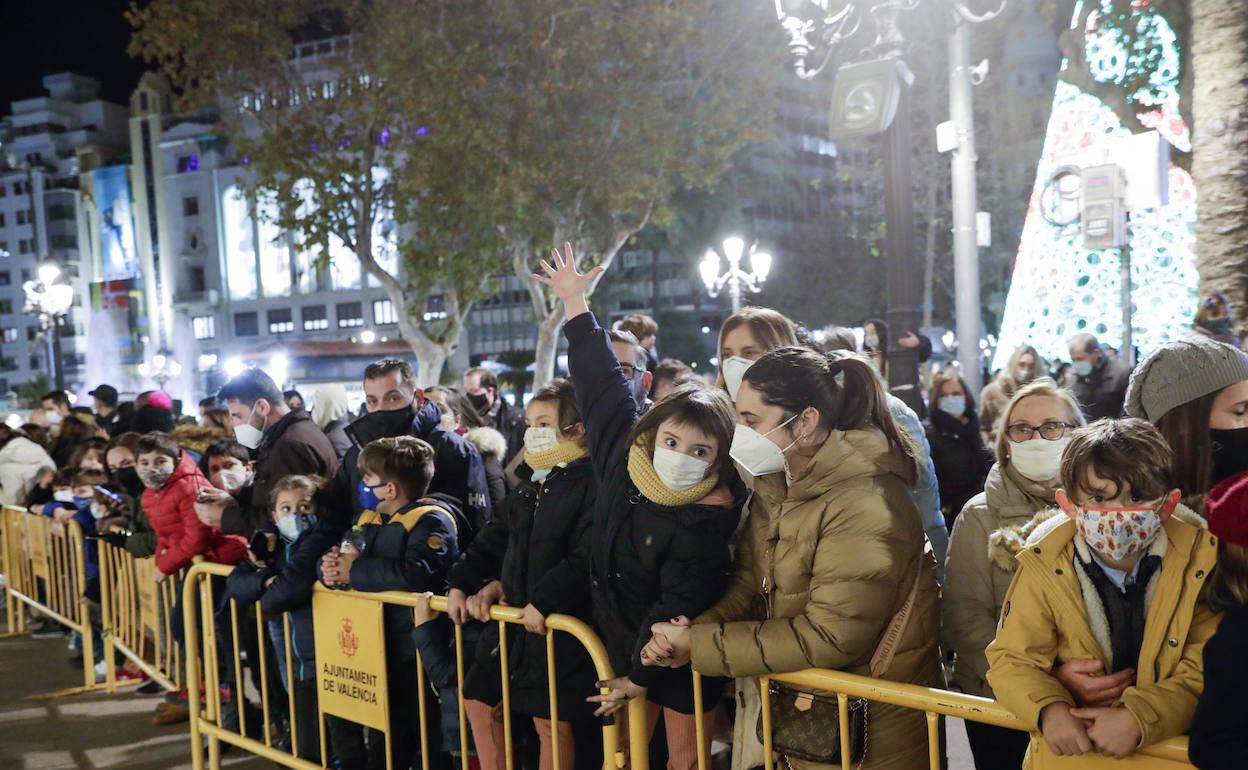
left=1074, top=504, right=1163, bottom=562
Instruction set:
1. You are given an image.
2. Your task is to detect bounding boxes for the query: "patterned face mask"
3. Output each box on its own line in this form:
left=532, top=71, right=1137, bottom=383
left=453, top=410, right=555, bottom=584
left=1074, top=503, right=1163, bottom=562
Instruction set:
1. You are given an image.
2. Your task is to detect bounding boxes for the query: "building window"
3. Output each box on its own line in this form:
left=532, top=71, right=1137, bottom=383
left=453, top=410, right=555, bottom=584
left=183, top=196, right=199, bottom=217
left=302, top=305, right=329, bottom=331
left=0, top=242, right=7, bottom=255
left=337, top=302, right=364, bottom=328
left=0, top=300, right=11, bottom=315
left=192, top=315, right=215, bottom=340
left=1, top=328, right=16, bottom=343
left=13, top=182, right=24, bottom=195
left=26, top=326, right=37, bottom=341
left=0, top=213, right=4, bottom=226
left=19, top=240, right=30, bottom=255
left=0, top=272, right=8, bottom=286
left=373, top=299, right=399, bottom=325
left=197, top=353, right=218, bottom=371
left=47, top=204, right=74, bottom=221
left=29, top=356, right=40, bottom=370
left=16, top=210, right=27, bottom=225
left=234, top=311, right=259, bottom=337
left=176, top=154, right=200, bottom=173
left=268, top=308, right=294, bottom=334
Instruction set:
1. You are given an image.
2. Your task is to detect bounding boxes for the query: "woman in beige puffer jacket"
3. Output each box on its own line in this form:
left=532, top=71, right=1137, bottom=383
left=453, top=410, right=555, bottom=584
left=645, top=348, right=942, bottom=770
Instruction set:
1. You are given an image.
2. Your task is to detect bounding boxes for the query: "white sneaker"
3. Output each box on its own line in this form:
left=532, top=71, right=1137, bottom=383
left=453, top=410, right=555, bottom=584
left=94, top=660, right=108, bottom=683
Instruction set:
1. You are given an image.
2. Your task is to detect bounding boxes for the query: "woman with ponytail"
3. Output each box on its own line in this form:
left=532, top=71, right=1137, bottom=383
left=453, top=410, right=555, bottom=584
left=533, top=245, right=747, bottom=770
left=643, top=347, right=942, bottom=770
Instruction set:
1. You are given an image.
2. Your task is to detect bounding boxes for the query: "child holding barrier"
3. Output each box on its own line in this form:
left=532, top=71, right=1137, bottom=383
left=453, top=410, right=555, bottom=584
left=320, top=435, right=469, bottom=770
left=533, top=245, right=747, bottom=770
left=226, top=474, right=332, bottom=761
left=445, top=378, right=600, bottom=770
left=986, top=418, right=1220, bottom=765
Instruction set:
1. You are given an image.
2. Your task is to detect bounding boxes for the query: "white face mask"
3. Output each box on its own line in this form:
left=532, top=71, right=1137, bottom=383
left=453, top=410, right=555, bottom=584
left=233, top=403, right=265, bottom=449
left=652, top=446, right=711, bottom=491
left=54, top=489, right=75, bottom=503
left=90, top=502, right=111, bottom=520
left=275, top=513, right=312, bottom=542
left=937, top=395, right=966, bottom=418
left=46, top=412, right=63, bottom=426
left=524, top=426, right=560, bottom=455
left=1071, top=359, right=1094, bottom=378
left=213, top=468, right=251, bottom=494
left=1009, top=435, right=1072, bottom=482
left=729, top=413, right=801, bottom=477
left=720, top=357, right=754, bottom=402
left=864, top=334, right=879, bottom=350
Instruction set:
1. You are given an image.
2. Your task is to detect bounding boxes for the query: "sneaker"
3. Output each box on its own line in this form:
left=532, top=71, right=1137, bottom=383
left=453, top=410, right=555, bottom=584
left=94, top=660, right=108, bottom=682
left=30, top=620, right=66, bottom=639
left=136, top=679, right=164, bottom=695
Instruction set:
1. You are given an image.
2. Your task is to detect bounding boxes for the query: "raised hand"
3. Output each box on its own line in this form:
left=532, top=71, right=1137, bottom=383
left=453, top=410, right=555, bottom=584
left=530, top=242, right=602, bottom=319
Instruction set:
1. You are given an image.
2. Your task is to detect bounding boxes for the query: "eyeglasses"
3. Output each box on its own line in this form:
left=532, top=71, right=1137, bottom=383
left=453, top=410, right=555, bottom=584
left=619, top=365, right=637, bottom=380
left=1006, top=421, right=1075, bottom=443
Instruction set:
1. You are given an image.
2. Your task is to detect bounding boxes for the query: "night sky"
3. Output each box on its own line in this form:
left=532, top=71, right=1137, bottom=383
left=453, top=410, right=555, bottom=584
left=0, top=1, right=146, bottom=114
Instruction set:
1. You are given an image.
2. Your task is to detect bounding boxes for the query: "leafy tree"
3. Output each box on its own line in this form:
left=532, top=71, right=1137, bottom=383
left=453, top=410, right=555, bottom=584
left=129, top=1, right=508, bottom=383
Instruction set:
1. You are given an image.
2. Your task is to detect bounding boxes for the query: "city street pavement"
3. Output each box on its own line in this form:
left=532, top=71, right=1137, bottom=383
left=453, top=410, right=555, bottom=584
left=0, top=619, right=265, bottom=770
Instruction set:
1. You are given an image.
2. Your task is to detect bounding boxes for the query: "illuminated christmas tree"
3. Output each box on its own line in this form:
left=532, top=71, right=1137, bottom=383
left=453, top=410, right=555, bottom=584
left=992, top=1, right=1196, bottom=370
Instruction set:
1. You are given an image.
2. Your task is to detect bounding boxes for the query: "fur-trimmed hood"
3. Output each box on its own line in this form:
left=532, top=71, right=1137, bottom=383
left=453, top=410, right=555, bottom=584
left=464, top=426, right=507, bottom=462
left=171, top=424, right=232, bottom=453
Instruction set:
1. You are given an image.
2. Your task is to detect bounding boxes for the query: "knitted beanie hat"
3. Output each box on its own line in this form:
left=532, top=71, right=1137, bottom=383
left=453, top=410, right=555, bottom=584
left=1207, top=471, right=1248, bottom=548
left=1125, top=337, right=1248, bottom=423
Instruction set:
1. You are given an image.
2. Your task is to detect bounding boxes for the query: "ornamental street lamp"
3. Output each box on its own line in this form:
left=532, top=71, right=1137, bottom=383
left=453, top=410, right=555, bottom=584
left=23, top=262, right=74, bottom=391
left=699, top=236, right=772, bottom=314
left=138, top=349, right=183, bottom=391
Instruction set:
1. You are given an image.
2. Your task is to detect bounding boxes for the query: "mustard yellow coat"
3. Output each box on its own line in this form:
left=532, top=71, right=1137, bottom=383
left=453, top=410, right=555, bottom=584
left=689, top=428, right=942, bottom=770
left=985, top=505, right=1221, bottom=767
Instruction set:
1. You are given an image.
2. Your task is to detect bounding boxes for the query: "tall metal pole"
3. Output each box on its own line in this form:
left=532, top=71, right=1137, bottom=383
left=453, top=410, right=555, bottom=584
left=1120, top=236, right=1134, bottom=368
left=50, top=315, right=64, bottom=392
left=883, top=83, right=923, bottom=414
left=949, top=16, right=983, bottom=392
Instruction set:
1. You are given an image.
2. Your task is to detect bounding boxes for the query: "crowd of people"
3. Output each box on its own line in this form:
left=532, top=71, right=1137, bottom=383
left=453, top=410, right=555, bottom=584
left=4, top=248, right=1248, bottom=770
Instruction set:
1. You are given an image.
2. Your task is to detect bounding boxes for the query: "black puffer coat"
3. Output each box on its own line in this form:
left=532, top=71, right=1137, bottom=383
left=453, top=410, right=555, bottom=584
left=924, top=410, right=992, bottom=529
left=449, top=457, right=598, bottom=720
left=565, top=312, right=744, bottom=714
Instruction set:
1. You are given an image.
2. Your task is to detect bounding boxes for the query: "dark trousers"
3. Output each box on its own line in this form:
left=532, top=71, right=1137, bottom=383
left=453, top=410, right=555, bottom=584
left=964, top=719, right=1030, bottom=770
left=327, top=661, right=442, bottom=770
left=291, top=678, right=322, bottom=763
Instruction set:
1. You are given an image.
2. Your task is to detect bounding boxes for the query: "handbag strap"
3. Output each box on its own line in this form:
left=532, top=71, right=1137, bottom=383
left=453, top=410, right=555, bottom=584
left=868, top=554, right=923, bottom=677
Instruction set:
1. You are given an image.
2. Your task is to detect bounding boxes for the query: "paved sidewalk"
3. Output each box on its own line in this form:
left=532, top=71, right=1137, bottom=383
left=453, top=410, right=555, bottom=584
left=0, top=625, right=265, bottom=770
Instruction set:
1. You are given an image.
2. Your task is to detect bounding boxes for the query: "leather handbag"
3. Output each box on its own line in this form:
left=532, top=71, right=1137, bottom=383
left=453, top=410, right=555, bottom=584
left=756, top=568, right=922, bottom=767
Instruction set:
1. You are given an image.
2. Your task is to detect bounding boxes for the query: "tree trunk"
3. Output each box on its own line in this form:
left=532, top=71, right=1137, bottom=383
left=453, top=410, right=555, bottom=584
left=1192, top=0, right=1248, bottom=334
left=405, top=329, right=452, bottom=389
left=531, top=310, right=565, bottom=391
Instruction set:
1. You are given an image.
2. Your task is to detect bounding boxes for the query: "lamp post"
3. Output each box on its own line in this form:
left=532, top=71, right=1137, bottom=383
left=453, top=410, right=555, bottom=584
left=699, top=236, right=772, bottom=314
left=771, top=0, right=1003, bottom=411
left=138, top=348, right=183, bottom=391
left=23, top=263, right=74, bottom=392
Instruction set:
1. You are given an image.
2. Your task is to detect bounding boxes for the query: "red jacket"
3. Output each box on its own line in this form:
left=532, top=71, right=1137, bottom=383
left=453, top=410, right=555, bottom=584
left=145, top=452, right=247, bottom=574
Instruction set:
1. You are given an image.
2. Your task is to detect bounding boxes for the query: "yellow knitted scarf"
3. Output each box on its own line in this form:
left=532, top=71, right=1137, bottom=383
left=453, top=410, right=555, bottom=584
left=526, top=440, right=588, bottom=472
left=627, top=442, right=717, bottom=507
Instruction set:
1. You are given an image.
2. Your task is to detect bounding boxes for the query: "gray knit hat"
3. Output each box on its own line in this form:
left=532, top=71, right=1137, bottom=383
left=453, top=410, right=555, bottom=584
left=1125, top=336, right=1248, bottom=423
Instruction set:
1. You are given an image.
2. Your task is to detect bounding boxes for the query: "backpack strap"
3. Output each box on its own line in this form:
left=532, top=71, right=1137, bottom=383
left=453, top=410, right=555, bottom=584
left=869, top=548, right=925, bottom=678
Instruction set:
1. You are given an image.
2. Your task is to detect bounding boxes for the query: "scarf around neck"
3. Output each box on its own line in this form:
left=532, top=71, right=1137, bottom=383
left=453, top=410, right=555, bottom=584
left=526, top=440, right=588, bottom=472
left=627, top=442, right=718, bottom=507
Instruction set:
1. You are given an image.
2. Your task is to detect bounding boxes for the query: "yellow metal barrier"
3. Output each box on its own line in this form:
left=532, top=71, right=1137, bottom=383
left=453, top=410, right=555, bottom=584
left=1, top=505, right=97, bottom=693
left=179, top=560, right=624, bottom=770
left=96, top=538, right=186, bottom=693
left=735, top=667, right=1195, bottom=770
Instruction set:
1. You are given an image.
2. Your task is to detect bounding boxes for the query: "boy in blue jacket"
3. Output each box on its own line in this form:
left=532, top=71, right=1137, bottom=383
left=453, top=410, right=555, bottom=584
left=320, top=435, right=463, bottom=770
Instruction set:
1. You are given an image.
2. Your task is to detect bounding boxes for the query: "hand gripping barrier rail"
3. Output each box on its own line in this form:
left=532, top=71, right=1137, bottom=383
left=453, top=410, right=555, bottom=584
left=1, top=505, right=97, bottom=694
left=180, top=560, right=625, bottom=770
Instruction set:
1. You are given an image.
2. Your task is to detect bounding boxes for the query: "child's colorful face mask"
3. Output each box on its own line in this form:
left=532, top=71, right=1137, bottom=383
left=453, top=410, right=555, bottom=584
left=1074, top=503, right=1163, bottom=562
